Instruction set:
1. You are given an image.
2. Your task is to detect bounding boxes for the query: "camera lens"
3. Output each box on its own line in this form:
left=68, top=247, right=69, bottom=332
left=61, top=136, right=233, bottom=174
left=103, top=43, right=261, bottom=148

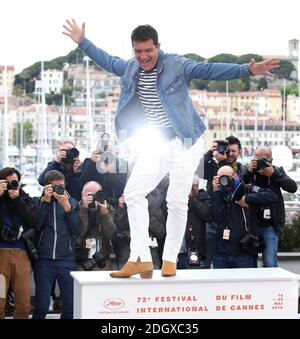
left=219, top=175, right=233, bottom=187
left=95, top=190, right=106, bottom=204
left=256, top=157, right=269, bottom=170
left=53, top=184, right=65, bottom=195
left=217, top=145, right=226, bottom=154
left=7, top=180, right=19, bottom=190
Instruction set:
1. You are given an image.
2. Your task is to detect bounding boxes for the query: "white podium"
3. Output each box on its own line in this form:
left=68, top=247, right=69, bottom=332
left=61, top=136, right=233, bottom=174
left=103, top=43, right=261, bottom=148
left=71, top=268, right=300, bottom=319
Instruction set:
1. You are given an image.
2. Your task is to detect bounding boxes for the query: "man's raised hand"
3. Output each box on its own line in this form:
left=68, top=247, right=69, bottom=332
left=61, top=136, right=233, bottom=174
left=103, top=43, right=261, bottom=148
left=63, top=19, right=85, bottom=44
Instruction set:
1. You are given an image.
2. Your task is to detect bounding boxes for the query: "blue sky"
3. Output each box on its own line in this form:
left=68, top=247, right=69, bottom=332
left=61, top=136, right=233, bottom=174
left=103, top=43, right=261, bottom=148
left=1, top=0, right=299, bottom=73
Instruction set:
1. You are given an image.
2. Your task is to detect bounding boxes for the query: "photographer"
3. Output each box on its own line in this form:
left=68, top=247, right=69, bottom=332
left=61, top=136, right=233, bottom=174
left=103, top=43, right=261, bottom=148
left=38, top=139, right=82, bottom=201
left=80, top=135, right=127, bottom=208
left=243, top=146, right=297, bottom=267
left=33, top=170, right=80, bottom=319
left=76, top=181, right=117, bottom=271
left=196, top=136, right=243, bottom=269
left=177, top=176, right=212, bottom=269
left=0, top=167, right=37, bottom=319
left=111, top=193, right=131, bottom=269
left=211, top=166, right=277, bottom=269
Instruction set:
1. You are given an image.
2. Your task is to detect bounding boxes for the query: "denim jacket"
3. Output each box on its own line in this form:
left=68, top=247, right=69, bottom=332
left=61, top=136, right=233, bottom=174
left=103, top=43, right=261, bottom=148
left=79, top=38, right=251, bottom=144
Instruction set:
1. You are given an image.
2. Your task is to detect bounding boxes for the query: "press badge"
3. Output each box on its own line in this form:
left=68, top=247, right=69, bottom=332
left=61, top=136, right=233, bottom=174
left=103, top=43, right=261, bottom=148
left=263, top=208, right=271, bottom=220
left=223, top=229, right=230, bottom=240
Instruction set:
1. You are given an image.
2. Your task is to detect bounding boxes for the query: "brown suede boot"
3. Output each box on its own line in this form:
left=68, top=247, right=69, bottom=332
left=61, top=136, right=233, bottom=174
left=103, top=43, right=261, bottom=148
left=110, top=259, right=153, bottom=278
left=161, top=260, right=176, bottom=277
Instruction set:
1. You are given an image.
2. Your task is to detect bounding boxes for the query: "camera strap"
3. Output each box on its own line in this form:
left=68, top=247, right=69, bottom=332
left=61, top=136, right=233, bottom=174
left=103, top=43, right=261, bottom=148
left=95, top=208, right=103, bottom=253
left=243, top=201, right=260, bottom=237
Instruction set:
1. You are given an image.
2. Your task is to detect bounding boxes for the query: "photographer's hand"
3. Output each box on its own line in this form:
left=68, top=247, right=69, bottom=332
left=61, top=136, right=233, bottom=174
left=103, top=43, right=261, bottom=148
left=7, top=188, right=19, bottom=200
left=210, top=141, right=218, bottom=152
left=98, top=200, right=109, bottom=215
left=91, top=151, right=101, bottom=163
left=43, top=184, right=53, bottom=203
left=213, top=150, right=227, bottom=163
left=212, top=176, right=220, bottom=192
left=248, top=159, right=257, bottom=173
left=259, top=166, right=274, bottom=177
left=55, top=191, right=71, bottom=212
left=56, top=149, right=67, bottom=163
left=0, top=180, right=7, bottom=196
left=82, top=193, right=94, bottom=209
left=235, top=195, right=249, bottom=208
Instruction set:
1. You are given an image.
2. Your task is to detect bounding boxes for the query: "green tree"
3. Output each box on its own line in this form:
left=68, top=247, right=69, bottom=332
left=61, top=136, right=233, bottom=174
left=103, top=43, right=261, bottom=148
left=12, top=121, right=33, bottom=146
left=236, top=54, right=263, bottom=64
left=280, top=84, right=298, bottom=98
left=61, top=84, right=74, bottom=105
left=257, top=77, right=268, bottom=91
left=45, top=93, right=64, bottom=106
left=184, top=53, right=205, bottom=62
left=208, top=53, right=237, bottom=63
left=209, top=79, right=248, bottom=92
left=276, top=59, right=296, bottom=79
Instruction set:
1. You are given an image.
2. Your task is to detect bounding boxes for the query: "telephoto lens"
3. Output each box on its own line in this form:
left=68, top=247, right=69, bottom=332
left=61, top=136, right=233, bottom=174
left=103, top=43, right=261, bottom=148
left=219, top=175, right=233, bottom=188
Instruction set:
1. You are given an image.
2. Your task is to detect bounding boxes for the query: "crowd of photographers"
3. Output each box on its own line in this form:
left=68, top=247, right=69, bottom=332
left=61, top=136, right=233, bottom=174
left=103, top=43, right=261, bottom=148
left=0, top=133, right=297, bottom=318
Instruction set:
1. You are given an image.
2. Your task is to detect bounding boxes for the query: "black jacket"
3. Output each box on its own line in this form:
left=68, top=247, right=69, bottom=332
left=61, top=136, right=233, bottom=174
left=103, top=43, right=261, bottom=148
left=0, top=189, right=37, bottom=232
left=212, top=182, right=278, bottom=256
left=37, top=198, right=80, bottom=260
left=185, top=189, right=212, bottom=256
left=242, top=166, right=297, bottom=233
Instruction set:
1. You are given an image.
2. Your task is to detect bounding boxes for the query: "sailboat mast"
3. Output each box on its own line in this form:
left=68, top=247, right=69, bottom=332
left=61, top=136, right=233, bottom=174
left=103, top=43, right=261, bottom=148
left=3, top=65, right=9, bottom=167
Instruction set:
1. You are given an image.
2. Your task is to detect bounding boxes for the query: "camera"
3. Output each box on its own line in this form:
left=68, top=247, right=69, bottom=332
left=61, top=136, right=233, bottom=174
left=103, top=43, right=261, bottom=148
left=99, top=151, right=115, bottom=167
left=214, top=140, right=229, bottom=155
left=88, top=190, right=106, bottom=208
left=81, top=251, right=106, bottom=271
left=99, top=132, right=110, bottom=153
left=240, top=234, right=265, bottom=255
left=63, top=147, right=80, bottom=164
left=256, top=157, right=270, bottom=170
left=188, top=249, right=200, bottom=265
left=0, top=226, right=20, bottom=244
left=7, top=180, right=19, bottom=190
left=21, top=228, right=39, bottom=261
left=52, top=184, right=65, bottom=195
left=219, top=175, right=234, bottom=188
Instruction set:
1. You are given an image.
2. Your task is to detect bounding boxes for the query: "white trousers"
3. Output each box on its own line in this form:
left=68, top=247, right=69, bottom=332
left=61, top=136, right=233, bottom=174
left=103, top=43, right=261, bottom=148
left=124, top=136, right=204, bottom=263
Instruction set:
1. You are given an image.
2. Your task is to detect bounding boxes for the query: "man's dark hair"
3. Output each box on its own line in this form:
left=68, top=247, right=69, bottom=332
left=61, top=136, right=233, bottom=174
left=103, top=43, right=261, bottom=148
left=0, top=167, right=21, bottom=181
left=131, top=25, right=159, bottom=46
left=226, top=136, right=241, bottom=150
left=44, top=170, right=65, bottom=185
